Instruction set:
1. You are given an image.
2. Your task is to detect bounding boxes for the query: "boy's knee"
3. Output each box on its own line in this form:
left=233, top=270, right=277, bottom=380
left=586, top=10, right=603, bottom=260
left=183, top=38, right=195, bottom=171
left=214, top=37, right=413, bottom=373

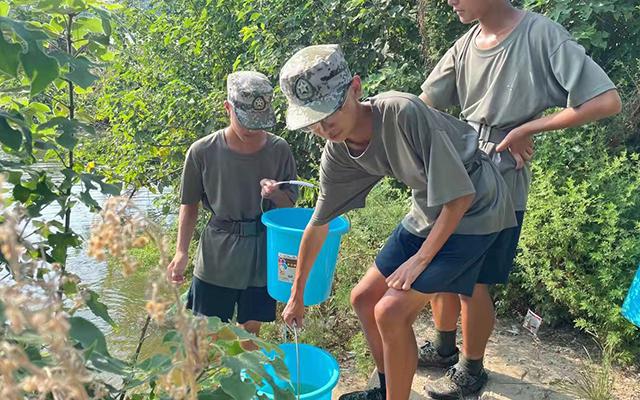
left=350, top=283, right=375, bottom=311
left=374, top=297, right=406, bottom=329
left=240, top=320, right=261, bottom=335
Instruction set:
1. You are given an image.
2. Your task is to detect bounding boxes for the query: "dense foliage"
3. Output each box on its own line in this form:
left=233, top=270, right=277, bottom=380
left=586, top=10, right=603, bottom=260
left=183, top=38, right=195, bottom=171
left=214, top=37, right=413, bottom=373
left=1, top=2, right=639, bottom=397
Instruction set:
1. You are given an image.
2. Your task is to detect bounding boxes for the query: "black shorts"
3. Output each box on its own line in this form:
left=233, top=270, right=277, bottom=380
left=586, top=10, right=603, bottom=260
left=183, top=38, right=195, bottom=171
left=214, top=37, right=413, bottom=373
left=375, top=212, right=524, bottom=297
left=186, top=276, right=276, bottom=324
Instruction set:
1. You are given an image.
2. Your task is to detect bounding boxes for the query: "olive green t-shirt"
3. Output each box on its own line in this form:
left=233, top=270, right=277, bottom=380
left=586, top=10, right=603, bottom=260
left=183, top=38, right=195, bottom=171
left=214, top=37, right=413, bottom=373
left=311, top=92, right=516, bottom=237
left=421, top=11, right=616, bottom=210
left=180, top=130, right=298, bottom=289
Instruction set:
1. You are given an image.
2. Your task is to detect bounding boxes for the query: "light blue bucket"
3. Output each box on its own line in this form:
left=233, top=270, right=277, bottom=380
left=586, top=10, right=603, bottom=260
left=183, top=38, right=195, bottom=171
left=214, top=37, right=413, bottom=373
left=259, top=343, right=340, bottom=399
left=622, top=264, right=640, bottom=328
left=261, top=208, right=349, bottom=306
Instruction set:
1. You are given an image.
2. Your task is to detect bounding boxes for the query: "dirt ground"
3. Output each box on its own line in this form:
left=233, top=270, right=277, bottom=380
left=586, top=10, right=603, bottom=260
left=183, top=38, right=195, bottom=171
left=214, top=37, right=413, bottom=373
left=331, top=312, right=640, bottom=400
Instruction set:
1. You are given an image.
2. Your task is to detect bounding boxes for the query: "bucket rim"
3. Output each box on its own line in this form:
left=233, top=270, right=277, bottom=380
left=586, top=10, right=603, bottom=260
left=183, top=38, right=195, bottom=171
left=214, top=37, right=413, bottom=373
left=278, top=343, right=340, bottom=398
left=261, top=207, right=350, bottom=235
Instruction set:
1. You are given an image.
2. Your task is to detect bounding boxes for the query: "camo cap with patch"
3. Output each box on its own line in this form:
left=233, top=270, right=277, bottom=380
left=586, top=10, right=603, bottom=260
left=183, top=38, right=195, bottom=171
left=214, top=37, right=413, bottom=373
left=279, top=44, right=353, bottom=130
left=227, top=71, right=276, bottom=130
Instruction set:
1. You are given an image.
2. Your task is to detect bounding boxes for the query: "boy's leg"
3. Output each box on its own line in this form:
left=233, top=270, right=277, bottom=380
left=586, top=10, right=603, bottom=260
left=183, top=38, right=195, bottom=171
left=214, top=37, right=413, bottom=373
left=351, top=266, right=391, bottom=374
left=459, top=284, right=494, bottom=359
left=338, top=266, right=390, bottom=400
left=186, top=276, right=238, bottom=321
left=239, top=320, right=262, bottom=351
left=430, top=294, right=460, bottom=332
left=239, top=320, right=261, bottom=335
left=425, top=283, right=492, bottom=399
left=237, top=286, right=276, bottom=341
left=375, top=288, right=431, bottom=400
left=418, top=294, right=460, bottom=368
left=426, top=214, right=524, bottom=399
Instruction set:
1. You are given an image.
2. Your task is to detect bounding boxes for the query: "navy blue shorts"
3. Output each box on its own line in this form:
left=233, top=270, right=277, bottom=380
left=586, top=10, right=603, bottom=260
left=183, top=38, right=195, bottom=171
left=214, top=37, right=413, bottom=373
left=186, top=276, right=276, bottom=324
left=375, top=212, right=524, bottom=297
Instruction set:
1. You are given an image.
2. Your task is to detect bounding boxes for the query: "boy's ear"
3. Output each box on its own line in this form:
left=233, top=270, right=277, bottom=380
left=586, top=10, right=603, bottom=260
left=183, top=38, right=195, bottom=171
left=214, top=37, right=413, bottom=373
left=223, top=100, right=232, bottom=115
left=351, top=75, right=363, bottom=98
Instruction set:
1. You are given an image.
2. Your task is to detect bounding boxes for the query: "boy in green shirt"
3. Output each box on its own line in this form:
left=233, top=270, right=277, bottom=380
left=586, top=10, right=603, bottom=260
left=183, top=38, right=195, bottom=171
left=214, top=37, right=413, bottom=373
left=418, top=0, right=621, bottom=397
left=279, top=44, right=519, bottom=399
left=167, top=71, right=298, bottom=335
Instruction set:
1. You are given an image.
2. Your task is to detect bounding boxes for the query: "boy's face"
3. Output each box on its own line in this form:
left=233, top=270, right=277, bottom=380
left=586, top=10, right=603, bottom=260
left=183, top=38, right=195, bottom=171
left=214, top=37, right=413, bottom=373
left=224, top=101, right=265, bottom=140
left=304, top=77, right=362, bottom=143
left=447, top=0, right=495, bottom=24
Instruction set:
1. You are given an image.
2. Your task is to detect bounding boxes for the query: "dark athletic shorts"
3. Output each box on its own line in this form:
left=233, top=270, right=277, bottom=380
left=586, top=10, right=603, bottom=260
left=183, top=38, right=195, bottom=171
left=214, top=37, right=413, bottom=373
left=186, top=276, right=276, bottom=324
left=375, top=212, right=524, bottom=297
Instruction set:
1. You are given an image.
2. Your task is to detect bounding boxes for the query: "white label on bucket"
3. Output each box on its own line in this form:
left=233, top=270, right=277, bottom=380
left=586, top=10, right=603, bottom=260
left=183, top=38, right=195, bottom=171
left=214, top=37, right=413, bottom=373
left=278, top=252, right=297, bottom=283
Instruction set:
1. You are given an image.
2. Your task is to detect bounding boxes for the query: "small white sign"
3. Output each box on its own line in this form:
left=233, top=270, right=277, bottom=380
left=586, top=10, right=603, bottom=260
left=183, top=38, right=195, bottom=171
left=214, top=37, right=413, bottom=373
left=523, top=309, right=543, bottom=336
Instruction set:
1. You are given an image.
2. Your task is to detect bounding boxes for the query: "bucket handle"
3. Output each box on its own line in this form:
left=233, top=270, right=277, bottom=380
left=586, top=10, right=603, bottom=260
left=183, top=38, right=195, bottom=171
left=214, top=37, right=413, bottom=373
left=260, top=180, right=317, bottom=214
left=260, top=180, right=352, bottom=231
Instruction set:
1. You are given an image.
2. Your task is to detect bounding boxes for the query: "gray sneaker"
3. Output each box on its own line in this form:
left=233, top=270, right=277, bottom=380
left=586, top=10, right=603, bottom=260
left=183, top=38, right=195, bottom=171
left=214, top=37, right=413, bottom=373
left=418, top=341, right=459, bottom=369
left=425, top=365, right=488, bottom=399
left=338, top=387, right=385, bottom=400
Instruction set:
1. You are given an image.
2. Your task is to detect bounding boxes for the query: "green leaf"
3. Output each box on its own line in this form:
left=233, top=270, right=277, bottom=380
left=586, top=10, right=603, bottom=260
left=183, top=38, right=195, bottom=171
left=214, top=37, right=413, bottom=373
left=7, top=170, right=21, bottom=185
left=0, top=17, right=49, bottom=43
left=39, top=117, right=93, bottom=150
left=93, top=7, right=112, bottom=38
left=48, top=231, right=80, bottom=264
left=57, top=126, right=78, bottom=149
left=0, top=116, right=22, bottom=150
left=0, top=2, right=9, bottom=17
left=80, top=173, right=121, bottom=196
left=219, top=373, right=257, bottom=399
left=20, top=43, right=59, bottom=95
left=35, top=179, right=57, bottom=202
left=40, top=116, right=95, bottom=134
left=86, top=289, right=116, bottom=327
left=69, top=316, right=110, bottom=356
left=79, top=190, right=99, bottom=210
left=0, top=301, right=5, bottom=324
left=137, top=354, right=172, bottom=372
left=61, top=278, right=78, bottom=296
left=65, top=57, right=98, bottom=88
left=34, top=0, right=88, bottom=14
left=0, top=31, right=21, bottom=77
left=12, top=184, right=30, bottom=202
left=89, top=352, right=129, bottom=376
left=198, top=389, right=234, bottom=400
left=33, top=139, right=58, bottom=150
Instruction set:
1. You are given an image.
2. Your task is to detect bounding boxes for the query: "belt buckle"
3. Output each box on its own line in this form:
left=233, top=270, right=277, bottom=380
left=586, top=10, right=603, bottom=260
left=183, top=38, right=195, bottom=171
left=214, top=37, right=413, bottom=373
left=239, top=221, right=257, bottom=237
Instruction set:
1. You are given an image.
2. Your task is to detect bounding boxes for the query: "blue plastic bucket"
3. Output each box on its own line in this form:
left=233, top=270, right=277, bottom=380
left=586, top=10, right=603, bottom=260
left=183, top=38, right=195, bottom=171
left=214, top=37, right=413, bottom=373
left=259, top=343, right=340, bottom=399
left=262, top=208, right=349, bottom=306
left=622, top=264, right=640, bottom=328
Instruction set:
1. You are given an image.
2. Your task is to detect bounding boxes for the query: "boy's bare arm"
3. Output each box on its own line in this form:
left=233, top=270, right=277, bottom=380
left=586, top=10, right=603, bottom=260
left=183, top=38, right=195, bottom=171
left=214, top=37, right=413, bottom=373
left=282, top=222, right=329, bottom=327
left=260, top=178, right=295, bottom=208
left=167, top=203, right=199, bottom=283
left=496, top=89, right=622, bottom=167
left=419, top=92, right=434, bottom=107
left=386, top=193, right=474, bottom=291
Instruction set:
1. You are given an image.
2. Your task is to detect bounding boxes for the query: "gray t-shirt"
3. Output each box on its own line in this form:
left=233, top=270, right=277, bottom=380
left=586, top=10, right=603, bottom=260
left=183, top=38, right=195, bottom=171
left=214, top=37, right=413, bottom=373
left=311, top=92, right=516, bottom=237
left=180, top=130, right=298, bottom=289
left=422, top=11, right=616, bottom=210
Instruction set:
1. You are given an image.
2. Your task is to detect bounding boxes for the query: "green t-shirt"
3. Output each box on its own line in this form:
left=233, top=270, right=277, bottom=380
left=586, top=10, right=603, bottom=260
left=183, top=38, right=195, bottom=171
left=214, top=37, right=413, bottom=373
left=422, top=11, right=616, bottom=210
left=180, top=130, right=298, bottom=289
left=311, top=92, right=516, bottom=237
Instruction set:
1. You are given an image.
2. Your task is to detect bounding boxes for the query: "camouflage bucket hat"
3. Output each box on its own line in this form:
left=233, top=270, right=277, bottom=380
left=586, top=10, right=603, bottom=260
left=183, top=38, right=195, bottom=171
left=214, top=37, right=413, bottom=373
left=279, top=44, right=352, bottom=130
left=227, top=71, right=277, bottom=130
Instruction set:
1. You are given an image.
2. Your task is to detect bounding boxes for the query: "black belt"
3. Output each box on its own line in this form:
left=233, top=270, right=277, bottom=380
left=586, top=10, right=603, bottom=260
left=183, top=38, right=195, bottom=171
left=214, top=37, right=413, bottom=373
left=466, top=121, right=511, bottom=158
left=209, top=217, right=264, bottom=237
left=466, top=121, right=510, bottom=144
left=464, top=150, right=483, bottom=176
